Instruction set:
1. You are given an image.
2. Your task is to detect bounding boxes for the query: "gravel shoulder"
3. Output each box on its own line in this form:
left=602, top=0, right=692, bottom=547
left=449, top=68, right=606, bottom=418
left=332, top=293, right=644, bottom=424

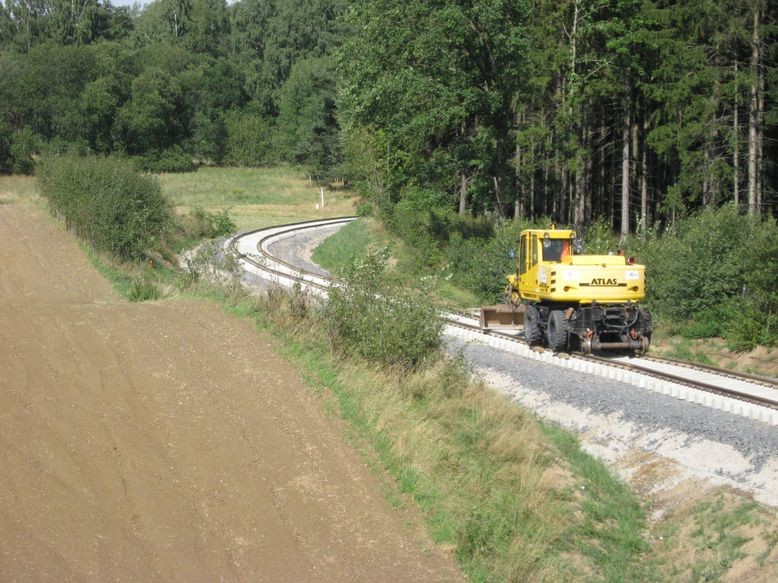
left=445, top=336, right=778, bottom=510
left=0, top=206, right=461, bottom=581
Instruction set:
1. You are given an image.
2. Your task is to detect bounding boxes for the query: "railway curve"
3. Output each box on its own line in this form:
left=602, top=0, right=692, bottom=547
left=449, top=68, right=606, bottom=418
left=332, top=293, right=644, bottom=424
left=227, top=218, right=778, bottom=427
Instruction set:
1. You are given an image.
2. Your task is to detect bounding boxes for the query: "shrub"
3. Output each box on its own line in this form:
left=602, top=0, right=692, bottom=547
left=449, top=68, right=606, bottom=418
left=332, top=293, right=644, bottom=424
left=629, top=203, right=777, bottom=348
left=132, top=146, right=195, bottom=173
left=444, top=217, right=541, bottom=302
left=582, top=217, right=618, bottom=254
left=323, top=249, right=442, bottom=369
left=37, top=155, right=171, bottom=259
left=224, top=111, right=274, bottom=166
left=356, top=201, right=373, bottom=216
left=9, top=128, right=42, bottom=174
left=128, top=278, right=161, bottom=302
left=188, top=206, right=236, bottom=239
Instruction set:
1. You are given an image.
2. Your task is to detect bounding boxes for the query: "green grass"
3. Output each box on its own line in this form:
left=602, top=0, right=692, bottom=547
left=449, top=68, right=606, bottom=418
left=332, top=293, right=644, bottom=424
left=313, top=217, right=481, bottom=309
left=688, top=496, right=759, bottom=581
left=157, top=166, right=359, bottom=231
left=83, top=245, right=173, bottom=303
left=181, top=282, right=653, bottom=581
left=311, top=218, right=373, bottom=274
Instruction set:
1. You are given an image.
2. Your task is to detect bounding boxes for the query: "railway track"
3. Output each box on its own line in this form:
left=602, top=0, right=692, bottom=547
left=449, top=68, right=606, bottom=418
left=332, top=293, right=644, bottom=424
left=227, top=218, right=778, bottom=425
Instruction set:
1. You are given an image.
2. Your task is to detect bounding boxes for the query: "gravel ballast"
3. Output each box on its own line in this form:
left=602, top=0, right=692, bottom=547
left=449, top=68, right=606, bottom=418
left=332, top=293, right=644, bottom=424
left=445, top=334, right=778, bottom=507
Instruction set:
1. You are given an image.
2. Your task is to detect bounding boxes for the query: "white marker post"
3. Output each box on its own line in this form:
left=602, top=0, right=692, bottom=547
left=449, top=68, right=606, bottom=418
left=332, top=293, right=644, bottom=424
left=320, top=187, right=325, bottom=208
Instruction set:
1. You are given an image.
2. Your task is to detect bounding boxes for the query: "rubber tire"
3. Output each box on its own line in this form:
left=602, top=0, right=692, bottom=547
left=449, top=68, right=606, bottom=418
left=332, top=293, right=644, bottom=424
left=547, top=309, right=569, bottom=352
left=524, top=304, right=543, bottom=345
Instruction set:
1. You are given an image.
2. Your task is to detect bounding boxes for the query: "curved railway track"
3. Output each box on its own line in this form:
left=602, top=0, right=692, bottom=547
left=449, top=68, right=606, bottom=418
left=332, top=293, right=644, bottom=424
left=227, top=218, right=778, bottom=424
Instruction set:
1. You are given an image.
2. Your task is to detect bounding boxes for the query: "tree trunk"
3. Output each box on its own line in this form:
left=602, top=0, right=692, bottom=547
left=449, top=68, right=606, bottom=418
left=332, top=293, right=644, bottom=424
left=641, top=116, right=649, bottom=232
left=458, top=173, right=468, bottom=216
left=573, top=111, right=587, bottom=226
left=530, top=161, right=535, bottom=217
left=703, top=147, right=712, bottom=205
left=748, top=3, right=762, bottom=216
left=734, top=59, right=740, bottom=207
left=621, top=94, right=631, bottom=241
left=600, top=114, right=607, bottom=221
left=514, top=111, right=523, bottom=219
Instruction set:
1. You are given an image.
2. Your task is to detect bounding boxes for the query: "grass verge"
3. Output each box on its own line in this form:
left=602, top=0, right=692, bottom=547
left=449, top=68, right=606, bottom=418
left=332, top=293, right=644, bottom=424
left=313, top=217, right=481, bottom=309
left=179, top=279, right=652, bottom=581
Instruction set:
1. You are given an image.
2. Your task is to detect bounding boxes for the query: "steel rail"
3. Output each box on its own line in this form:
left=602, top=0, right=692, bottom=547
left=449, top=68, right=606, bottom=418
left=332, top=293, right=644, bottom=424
left=230, top=218, right=778, bottom=413
left=639, top=354, right=777, bottom=388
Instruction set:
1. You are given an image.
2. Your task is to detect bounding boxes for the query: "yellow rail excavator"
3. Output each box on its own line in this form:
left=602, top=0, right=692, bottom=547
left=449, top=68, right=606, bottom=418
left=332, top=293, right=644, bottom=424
left=480, top=225, right=652, bottom=354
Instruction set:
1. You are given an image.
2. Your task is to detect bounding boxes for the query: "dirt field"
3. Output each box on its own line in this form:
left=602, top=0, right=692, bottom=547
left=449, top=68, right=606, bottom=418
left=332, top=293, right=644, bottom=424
left=0, top=205, right=461, bottom=581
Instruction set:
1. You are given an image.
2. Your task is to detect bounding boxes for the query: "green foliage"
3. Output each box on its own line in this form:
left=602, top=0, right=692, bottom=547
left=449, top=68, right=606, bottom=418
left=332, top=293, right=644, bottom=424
left=276, top=57, right=341, bottom=177
left=444, top=219, right=523, bottom=301
left=113, top=66, right=188, bottom=154
left=131, top=146, right=195, bottom=173
left=323, top=249, right=442, bottom=369
left=8, top=128, right=42, bottom=174
left=128, top=278, right=161, bottom=302
left=583, top=217, right=618, bottom=255
left=37, top=155, right=170, bottom=259
left=630, top=204, right=777, bottom=349
left=188, top=206, right=236, bottom=239
left=223, top=111, right=274, bottom=166
left=338, top=0, right=528, bottom=214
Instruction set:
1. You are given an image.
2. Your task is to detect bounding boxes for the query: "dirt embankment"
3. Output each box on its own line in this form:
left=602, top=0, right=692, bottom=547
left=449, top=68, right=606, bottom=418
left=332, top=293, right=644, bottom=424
left=0, top=206, right=461, bottom=581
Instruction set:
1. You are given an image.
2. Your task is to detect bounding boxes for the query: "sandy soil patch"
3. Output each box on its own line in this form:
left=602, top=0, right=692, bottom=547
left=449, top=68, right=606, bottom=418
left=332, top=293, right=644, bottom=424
left=0, top=206, right=461, bottom=581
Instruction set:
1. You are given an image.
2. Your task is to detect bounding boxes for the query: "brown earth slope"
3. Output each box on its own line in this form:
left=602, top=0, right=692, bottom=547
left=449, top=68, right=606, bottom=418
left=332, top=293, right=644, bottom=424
left=0, top=206, right=461, bottom=581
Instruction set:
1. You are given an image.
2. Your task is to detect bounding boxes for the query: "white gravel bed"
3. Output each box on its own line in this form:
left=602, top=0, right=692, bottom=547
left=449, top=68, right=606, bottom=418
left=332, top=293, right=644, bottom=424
left=444, top=334, right=778, bottom=508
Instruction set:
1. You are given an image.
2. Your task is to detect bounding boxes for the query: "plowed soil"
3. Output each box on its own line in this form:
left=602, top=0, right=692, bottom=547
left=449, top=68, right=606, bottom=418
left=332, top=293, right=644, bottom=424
left=0, top=206, right=461, bottom=581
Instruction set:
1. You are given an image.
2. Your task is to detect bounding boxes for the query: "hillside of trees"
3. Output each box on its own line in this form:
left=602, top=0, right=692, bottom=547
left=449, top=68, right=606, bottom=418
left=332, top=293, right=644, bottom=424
left=1, top=0, right=775, bottom=231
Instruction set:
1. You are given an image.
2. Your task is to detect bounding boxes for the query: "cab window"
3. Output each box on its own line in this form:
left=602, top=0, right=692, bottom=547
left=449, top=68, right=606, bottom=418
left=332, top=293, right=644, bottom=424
left=542, top=239, right=561, bottom=261
left=541, top=239, right=573, bottom=262
left=519, top=235, right=527, bottom=274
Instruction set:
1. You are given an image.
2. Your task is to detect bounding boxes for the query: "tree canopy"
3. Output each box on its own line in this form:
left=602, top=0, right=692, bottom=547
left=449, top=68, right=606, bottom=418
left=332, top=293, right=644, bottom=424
left=0, top=0, right=775, bottom=225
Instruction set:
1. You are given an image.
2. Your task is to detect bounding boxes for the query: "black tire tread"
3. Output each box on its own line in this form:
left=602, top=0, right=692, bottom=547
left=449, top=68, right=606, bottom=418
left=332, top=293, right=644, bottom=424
left=547, top=309, right=569, bottom=352
left=524, top=304, right=543, bottom=345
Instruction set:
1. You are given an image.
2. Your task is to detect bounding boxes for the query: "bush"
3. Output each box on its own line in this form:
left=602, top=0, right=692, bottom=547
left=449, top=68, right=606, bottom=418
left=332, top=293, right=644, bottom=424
left=444, top=217, right=543, bottom=302
left=128, top=278, right=161, bottom=302
left=628, top=203, right=777, bottom=348
left=356, top=201, right=373, bottom=217
left=37, top=155, right=171, bottom=259
left=224, top=111, right=274, bottom=166
left=582, top=217, right=618, bottom=254
left=131, top=146, right=195, bottom=173
left=188, top=206, right=236, bottom=239
left=9, top=128, right=42, bottom=174
left=323, top=249, right=442, bottom=369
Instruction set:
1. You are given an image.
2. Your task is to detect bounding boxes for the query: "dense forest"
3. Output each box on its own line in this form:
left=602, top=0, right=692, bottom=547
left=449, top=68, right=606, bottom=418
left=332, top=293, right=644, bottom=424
left=1, top=0, right=776, bottom=232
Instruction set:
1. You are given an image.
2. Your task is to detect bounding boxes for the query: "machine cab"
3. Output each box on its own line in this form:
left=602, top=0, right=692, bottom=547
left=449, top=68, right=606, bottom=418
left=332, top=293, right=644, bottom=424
left=516, top=227, right=576, bottom=302
left=513, top=225, right=645, bottom=305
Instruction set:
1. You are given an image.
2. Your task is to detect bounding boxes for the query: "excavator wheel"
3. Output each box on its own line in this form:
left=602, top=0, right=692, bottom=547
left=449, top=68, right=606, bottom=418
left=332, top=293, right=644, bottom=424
left=547, top=310, right=570, bottom=352
left=523, top=304, right=543, bottom=345
left=636, top=335, right=650, bottom=355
